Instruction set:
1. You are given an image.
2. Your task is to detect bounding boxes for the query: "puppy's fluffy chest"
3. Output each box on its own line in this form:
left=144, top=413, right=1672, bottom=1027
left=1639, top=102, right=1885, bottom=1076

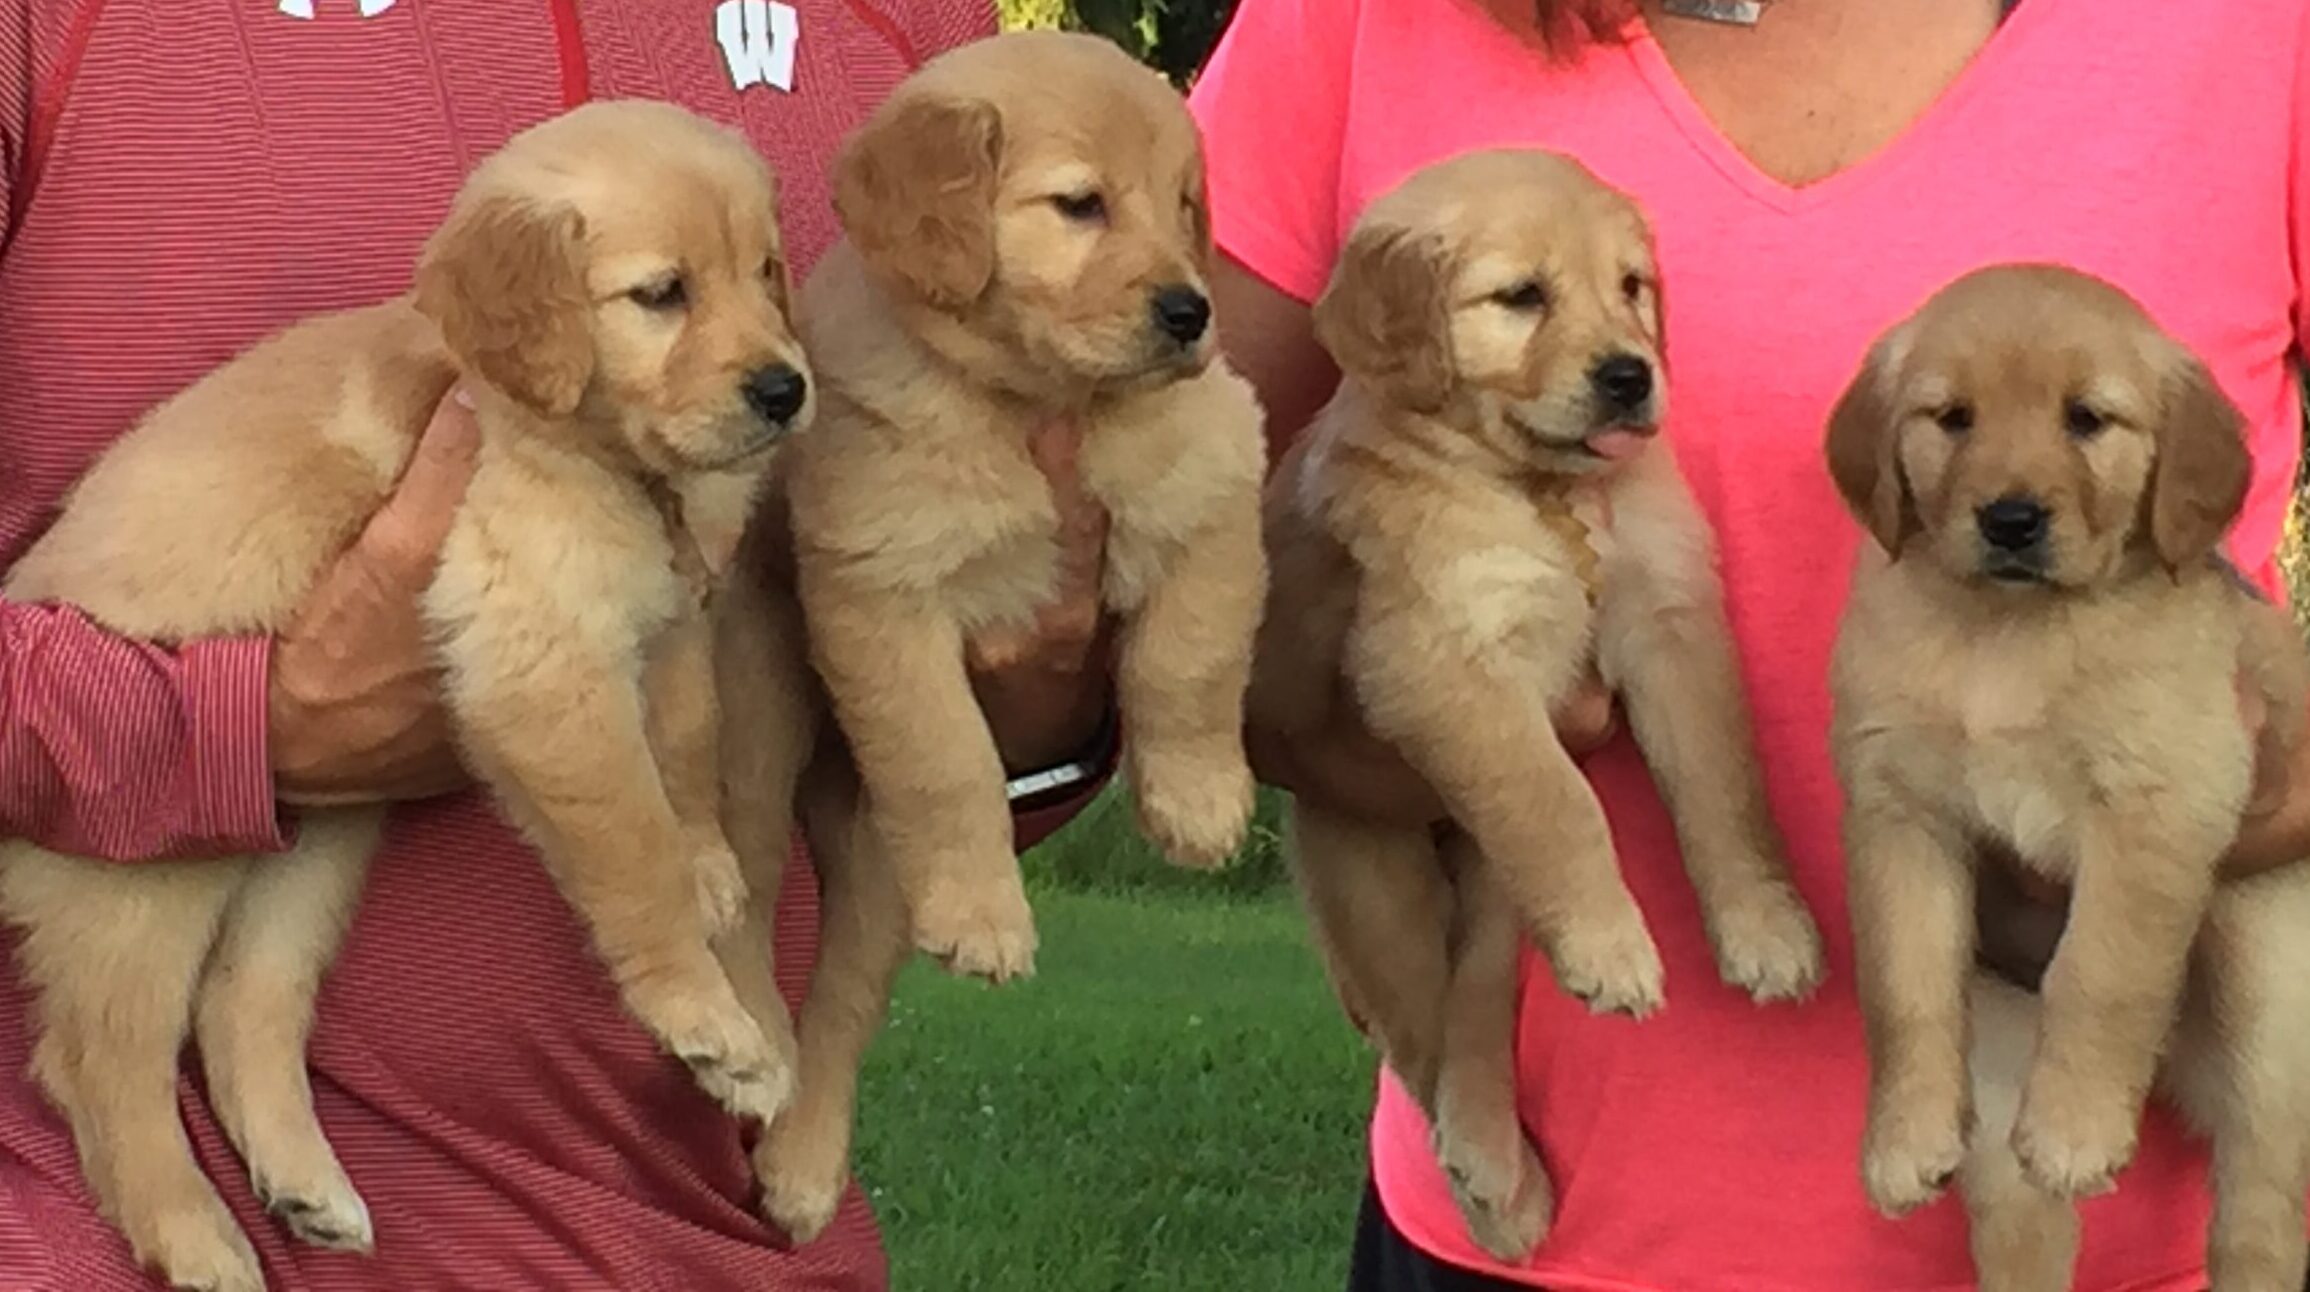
left=798, top=364, right=1263, bottom=637
left=1326, top=444, right=1626, bottom=706
left=428, top=433, right=724, bottom=668
left=1836, top=558, right=2254, bottom=873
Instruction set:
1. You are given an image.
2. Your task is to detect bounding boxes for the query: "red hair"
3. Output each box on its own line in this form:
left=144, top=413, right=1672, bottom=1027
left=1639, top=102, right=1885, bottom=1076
left=1470, top=0, right=1639, bottom=57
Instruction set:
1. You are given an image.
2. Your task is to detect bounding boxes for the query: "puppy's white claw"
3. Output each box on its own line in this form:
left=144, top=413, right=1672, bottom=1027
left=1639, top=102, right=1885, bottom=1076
left=649, top=995, right=793, bottom=1125
left=2012, top=1092, right=2136, bottom=1200
left=753, top=1122, right=851, bottom=1246
left=761, top=1168, right=845, bottom=1246
left=1133, top=748, right=1255, bottom=870
left=1435, top=1124, right=1554, bottom=1263
left=682, top=1045, right=794, bottom=1127
left=258, top=1170, right=374, bottom=1254
left=1861, top=1105, right=1968, bottom=1217
left=1545, top=920, right=1665, bottom=1018
left=911, top=881, right=1038, bottom=984
left=1706, top=882, right=1826, bottom=1004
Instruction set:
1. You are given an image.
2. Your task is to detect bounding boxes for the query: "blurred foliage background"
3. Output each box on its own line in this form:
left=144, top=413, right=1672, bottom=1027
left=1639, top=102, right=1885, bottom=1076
left=999, top=0, right=1242, bottom=84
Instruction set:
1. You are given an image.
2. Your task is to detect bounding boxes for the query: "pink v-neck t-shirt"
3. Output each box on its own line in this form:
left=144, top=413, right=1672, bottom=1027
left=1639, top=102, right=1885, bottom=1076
left=1190, top=1, right=2310, bottom=1288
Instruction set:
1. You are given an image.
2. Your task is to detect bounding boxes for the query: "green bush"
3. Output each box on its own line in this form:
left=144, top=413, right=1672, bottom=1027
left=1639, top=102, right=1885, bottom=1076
left=999, top=0, right=1241, bottom=83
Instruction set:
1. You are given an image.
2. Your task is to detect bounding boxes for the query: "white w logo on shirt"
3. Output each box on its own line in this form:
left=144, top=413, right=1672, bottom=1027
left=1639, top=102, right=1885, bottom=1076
left=277, top=0, right=398, bottom=17
left=714, top=0, right=801, bottom=93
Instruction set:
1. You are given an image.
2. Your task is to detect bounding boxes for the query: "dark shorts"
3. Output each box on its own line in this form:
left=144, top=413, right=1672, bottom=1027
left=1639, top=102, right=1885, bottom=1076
left=1346, top=1179, right=1522, bottom=1292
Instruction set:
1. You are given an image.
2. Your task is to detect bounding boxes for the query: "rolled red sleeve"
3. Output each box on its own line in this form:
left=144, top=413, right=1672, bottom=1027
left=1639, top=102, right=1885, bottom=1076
left=0, top=598, right=288, bottom=860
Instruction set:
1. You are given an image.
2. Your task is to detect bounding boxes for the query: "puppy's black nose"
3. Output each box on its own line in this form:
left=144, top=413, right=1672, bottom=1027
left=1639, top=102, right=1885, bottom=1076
left=742, top=364, right=808, bottom=426
left=1589, top=353, right=1654, bottom=412
left=1151, top=285, right=1212, bottom=346
left=1976, top=496, right=2050, bottom=552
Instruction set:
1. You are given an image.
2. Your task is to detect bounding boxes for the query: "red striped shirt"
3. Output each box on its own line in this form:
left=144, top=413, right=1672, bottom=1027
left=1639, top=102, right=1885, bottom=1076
left=0, top=4, right=1097, bottom=1288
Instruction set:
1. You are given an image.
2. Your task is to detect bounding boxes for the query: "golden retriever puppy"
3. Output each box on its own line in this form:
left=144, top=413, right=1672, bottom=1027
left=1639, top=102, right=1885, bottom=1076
left=0, top=100, right=809, bottom=1292
left=1827, top=262, right=2310, bottom=1291
left=1250, top=148, right=1825, bottom=1261
left=782, top=30, right=1269, bottom=983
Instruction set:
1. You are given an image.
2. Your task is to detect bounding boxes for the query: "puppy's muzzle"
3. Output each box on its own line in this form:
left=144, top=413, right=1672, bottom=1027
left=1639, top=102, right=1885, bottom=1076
left=1150, top=285, right=1212, bottom=348
left=1975, top=494, right=2051, bottom=581
left=741, top=364, right=810, bottom=436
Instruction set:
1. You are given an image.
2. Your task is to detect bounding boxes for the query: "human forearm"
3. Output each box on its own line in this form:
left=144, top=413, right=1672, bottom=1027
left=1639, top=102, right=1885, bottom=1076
left=0, top=597, right=287, bottom=859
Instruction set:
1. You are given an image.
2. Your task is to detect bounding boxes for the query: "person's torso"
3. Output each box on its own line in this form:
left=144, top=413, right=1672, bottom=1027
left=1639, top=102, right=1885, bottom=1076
left=0, top=2, right=989, bottom=1287
left=1325, top=1, right=2304, bottom=1287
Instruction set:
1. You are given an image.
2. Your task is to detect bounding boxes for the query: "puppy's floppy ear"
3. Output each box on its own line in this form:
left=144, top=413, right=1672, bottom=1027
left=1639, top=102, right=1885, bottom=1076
left=1312, top=221, right=1454, bottom=412
left=415, top=192, right=593, bottom=417
left=2148, top=351, right=2252, bottom=571
left=1642, top=266, right=1669, bottom=371
left=833, top=94, right=1003, bottom=310
left=1184, top=161, right=1215, bottom=270
left=1823, top=335, right=1915, bottom=556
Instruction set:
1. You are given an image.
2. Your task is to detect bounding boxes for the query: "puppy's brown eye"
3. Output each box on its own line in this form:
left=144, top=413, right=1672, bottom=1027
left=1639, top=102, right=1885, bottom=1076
left=1935, top=403, right=1974, bottom=434
left=1621, top=273, right=1648, bottom=301
left=1494, top=281, right=1548, bottom=311
left=1052, top=191, right=1107, bottom=223
left=2064, top=400, right=2106, bottom=439
left=629, top=276, right=687, bottom=311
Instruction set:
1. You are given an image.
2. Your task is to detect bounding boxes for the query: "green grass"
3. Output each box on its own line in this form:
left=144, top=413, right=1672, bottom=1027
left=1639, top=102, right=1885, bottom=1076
left=1019, top=785, right=1292, bottom=900
left=852, top=793, right=1373, bottom=1291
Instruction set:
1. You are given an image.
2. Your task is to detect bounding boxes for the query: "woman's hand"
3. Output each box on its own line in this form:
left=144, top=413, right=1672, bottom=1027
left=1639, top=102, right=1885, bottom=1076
left=269, top=389, right=478, bottom=805
left=2222, top=675, right=2310, bottom=877
left=1245, top=675, right=1622, bottom=829
left=967, top=417, right=1116, bottom=775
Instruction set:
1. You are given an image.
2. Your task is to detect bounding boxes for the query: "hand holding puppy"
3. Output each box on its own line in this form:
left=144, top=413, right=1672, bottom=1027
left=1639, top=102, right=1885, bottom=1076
left=2226, top=675, right=2310, bottom=874
left=269, top=387, right=476, bottom=805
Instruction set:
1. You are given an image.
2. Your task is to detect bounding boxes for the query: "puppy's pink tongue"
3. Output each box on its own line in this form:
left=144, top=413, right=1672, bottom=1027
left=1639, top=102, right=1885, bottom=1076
left=1585, top=429, right=1651, bottom=460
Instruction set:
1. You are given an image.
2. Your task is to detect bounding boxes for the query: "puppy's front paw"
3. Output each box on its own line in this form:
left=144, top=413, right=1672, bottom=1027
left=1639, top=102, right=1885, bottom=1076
left=2012, top=1085, right=2138, bottom=1200
left=911, top=877, right=1037, bottom=983
left=1861, top=1089, right=1969, bottom=1217
left=1435, top=1117, right=1554, bottom=1263
left=692, top=843, right=750, bottom=938
left=1544, top=918, right=1664, bottom=1018
left=1132, top=743, right=1255, bottom=870
left=1704, top=878, right=1825, bottom=1004
left=254, top=1160, right=373, bottom=1254
left=134, top=1200, right=263, bottom=1292
left=646, top=991, right=793, bottom=1125
left=756, top=1140, right=848, bottom=1246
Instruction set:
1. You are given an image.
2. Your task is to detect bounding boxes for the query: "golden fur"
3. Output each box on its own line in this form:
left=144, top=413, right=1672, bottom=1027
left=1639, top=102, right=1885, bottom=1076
left=1826, top=263, right=2310, bottom=1290
left=1249, top=148, right=1824, bottom=1261
left=704, top=484, right=896, bottom=1245
left=0, top=101, right=810, bottom=1292
left=696, top=31, right=1273, bottom=1241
